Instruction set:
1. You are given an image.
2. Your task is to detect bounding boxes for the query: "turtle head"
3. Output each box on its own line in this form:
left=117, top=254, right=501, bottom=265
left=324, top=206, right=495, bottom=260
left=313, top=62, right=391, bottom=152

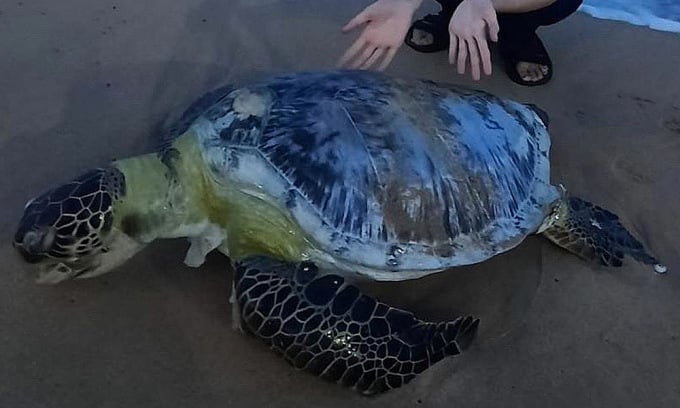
left=13, top=167, right=143, bottom=284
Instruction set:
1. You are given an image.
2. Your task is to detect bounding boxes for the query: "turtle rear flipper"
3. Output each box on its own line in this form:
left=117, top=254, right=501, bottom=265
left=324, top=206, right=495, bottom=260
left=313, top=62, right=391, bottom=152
left=234, top=256, right=479, bottom=395
left=542, top=195, right=666, bottom=273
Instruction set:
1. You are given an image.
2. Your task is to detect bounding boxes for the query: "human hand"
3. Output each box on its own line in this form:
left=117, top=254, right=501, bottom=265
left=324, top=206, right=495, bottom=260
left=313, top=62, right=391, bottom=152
left=338, top=0, right=421, bottom=71
left=448, top=0, right=500, bottom=80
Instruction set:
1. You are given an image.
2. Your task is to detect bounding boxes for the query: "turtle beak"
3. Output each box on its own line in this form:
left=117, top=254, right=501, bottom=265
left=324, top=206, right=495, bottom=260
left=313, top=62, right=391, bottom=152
left=14, top=243, right=47, bottom=264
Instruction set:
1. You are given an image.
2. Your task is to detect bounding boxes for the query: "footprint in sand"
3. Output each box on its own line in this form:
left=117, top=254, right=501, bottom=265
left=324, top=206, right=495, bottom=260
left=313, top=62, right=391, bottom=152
left=611, top=155, right=655, bottom=185
left=663, top=117, right=680, bottom=135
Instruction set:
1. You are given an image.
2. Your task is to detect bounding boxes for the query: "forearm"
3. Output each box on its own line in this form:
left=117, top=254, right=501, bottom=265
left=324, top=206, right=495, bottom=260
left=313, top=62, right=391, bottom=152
left=487, top=0, right=557, bottom=13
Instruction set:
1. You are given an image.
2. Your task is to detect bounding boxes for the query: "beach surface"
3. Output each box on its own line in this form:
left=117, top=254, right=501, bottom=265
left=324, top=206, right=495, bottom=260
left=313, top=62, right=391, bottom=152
left=1, top=1, right=679, bottom=407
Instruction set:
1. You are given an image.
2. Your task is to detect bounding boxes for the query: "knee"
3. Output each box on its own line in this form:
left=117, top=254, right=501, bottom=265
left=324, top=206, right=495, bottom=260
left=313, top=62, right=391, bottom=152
left=555, top=0, right=583, bottom=17
left=538, top=0, right=583, bottom=26
left=435, top=0, right=464, bottom=13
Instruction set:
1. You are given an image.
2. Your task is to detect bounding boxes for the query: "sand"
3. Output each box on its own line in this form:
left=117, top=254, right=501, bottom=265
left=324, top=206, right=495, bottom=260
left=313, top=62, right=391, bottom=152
left=1, top=1, right=679, bottom=407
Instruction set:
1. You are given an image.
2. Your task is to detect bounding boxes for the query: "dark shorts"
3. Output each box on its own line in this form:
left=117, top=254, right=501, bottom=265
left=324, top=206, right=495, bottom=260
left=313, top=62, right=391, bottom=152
left=436, top=0, right=583, bottom=40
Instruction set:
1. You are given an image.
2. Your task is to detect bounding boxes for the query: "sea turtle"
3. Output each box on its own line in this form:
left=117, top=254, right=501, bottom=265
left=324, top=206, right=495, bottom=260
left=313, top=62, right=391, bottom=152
left=13, top=70, right=665, bottom=395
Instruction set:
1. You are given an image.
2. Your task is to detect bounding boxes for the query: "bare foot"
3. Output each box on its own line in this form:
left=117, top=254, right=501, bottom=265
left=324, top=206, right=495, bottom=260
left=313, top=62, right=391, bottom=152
left=516, top=61, right=550, bottom=82
left=409, top=28, right=434, bottom=46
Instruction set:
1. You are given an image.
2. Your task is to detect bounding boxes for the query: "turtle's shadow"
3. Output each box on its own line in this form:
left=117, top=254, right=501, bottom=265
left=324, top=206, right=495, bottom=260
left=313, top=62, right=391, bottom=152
left=354, top=236, right=546, bottom=346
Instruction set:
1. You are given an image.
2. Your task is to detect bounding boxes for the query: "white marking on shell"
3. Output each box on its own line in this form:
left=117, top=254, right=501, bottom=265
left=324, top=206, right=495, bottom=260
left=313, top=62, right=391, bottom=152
left=233, top=90, right=267, bottom=119
left=214, top=112, right=236, bottom=131
left=590, top=218, right=602, bottom=229
left=654, top=264, right=667, bottom=274
left=401, top=191, right=422, bottom=220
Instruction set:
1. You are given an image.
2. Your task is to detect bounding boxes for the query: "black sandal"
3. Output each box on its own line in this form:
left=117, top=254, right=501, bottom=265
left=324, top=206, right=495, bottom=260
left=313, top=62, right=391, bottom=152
left=404, top=11, right=453, bottom=53
left=499, top=31, right=553, bottom=86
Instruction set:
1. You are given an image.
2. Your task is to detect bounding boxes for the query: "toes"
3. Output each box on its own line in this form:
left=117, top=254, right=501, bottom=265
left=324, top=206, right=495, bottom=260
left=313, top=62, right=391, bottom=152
left=410, top=29, right=434, bottom=46
left=529, top=66, right=542, bottom=81
left=516, top=62, right=549, bottom=82
left=517, top=62, right=531, bottom=81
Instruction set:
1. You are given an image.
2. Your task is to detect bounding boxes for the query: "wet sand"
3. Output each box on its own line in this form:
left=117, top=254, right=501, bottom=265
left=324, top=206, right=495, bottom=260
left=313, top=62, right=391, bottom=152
left=1, top=1, right=679, bottom=407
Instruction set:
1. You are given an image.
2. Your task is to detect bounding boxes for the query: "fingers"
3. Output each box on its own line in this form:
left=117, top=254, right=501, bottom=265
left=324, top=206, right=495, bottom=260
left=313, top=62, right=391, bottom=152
left=468, top=39, right=481, bottom=80
left=475, top=36, right=492, bottom=76
left=337, top=36, right=367, bottom=67
left=449, top=35, right=458, bottom=65
left=354, top=46, right=382, bottom=69
left=377, top=47, right=397, bottom=71
left=449, top=36, right=492, bottom=80
left=342, top=9, right=371, bottom=32
left=339, top=39, right=395, bottom=71
left=346, top=46, right=395, bottom=71
left=360, top=48, right=385, bottom=69
left=485, top=15, right=500, bottom=42
left=456, top=36, right=468, bottom=75
left=449, top=29, right=495, bottom=79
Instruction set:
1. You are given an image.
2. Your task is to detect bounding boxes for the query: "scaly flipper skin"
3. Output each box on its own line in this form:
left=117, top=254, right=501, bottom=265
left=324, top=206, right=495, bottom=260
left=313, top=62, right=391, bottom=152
left=233, top=256, right=479, bottom=395
left=542, top=196, right=666, bottom=272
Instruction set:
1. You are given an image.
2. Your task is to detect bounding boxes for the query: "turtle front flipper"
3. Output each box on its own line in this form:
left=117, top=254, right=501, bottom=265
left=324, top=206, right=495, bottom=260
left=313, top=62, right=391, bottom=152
left=183, top=224, right=227, bottom=268
left=233, top=256, right=479, bottom=395
left=541, top=193, right=666, bottom=273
